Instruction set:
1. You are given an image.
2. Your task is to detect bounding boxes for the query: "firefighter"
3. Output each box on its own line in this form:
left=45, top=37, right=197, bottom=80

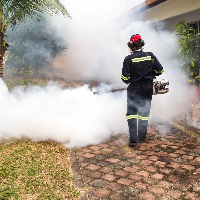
left=121, top=34, right=163, bottom=146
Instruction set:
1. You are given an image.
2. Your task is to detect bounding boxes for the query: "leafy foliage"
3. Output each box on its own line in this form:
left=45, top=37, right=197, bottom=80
left=0, top=0, right=71, bottom=29
left=0, top=0, right=71, bottom=79
left=174, top=20, right=200, bottom=83
left=5, top=20, right=68, bottom=83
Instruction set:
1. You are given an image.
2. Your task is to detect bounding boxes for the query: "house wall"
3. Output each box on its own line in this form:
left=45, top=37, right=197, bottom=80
left=151, top=8, right=200, bottom=31
left=162, top=8, right=200, bottom=31
left=134, top=0, right=200, bottom=23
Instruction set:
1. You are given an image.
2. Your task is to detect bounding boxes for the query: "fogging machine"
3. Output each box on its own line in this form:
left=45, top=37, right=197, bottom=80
left=93, top=79, right=169, bottom=95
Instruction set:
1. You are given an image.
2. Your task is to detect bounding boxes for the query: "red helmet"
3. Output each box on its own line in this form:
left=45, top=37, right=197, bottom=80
left=127, top=34, right=145, bottom=48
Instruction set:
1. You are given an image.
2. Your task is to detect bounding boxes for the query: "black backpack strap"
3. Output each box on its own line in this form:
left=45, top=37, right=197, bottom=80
left=147, top=52, right=155, bottom=74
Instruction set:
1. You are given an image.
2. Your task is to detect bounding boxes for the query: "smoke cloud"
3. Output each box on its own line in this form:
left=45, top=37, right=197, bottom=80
left=0, top=80, right=127, bottom=148
left=0, top=1, right=198, bottom=147
left=51, top=1, right=198, bottom=122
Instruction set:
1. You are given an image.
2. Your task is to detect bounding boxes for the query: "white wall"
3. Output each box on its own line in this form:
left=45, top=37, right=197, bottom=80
left=134, top=0, right=200, bottom=23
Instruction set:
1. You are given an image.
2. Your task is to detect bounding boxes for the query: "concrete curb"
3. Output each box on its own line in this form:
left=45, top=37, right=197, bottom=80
left=70, top=149, right=88, bottom=200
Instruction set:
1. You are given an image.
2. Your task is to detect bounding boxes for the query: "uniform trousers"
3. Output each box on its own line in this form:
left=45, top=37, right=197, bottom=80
left=126, top=81, right=153, bottom=143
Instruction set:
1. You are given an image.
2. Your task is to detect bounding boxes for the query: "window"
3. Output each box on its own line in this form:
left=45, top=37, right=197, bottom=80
left=188, top=21, right=200, bottom=35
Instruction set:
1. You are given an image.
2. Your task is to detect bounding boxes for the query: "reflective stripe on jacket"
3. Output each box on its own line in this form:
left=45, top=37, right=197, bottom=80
left=122, top=50, right=163, bottom=85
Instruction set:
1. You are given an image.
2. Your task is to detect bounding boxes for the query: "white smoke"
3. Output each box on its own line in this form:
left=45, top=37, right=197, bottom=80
left=52, top=6, right=198, bottom=122
left=0, top=79, right=127, bottom=148
left=1, top=1, right=198, bottom=147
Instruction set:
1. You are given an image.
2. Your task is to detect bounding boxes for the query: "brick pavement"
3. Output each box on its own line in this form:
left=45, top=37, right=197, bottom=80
left=70, top=123, right=200, bottom=200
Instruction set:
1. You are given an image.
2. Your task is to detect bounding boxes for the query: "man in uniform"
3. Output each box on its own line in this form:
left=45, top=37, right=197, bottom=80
left=121, top=34, right=164, bottom=146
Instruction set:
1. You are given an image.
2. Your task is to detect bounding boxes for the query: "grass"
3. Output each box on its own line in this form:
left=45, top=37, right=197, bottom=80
left=0, top=78, right=81, bottom=199
left=0, top=139, right=80, bottom=200
left=4, top=78, right=48, bottom=91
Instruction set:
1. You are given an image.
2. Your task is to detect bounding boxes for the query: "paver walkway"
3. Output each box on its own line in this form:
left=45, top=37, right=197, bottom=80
left=70, top=122, right=200, bottom=200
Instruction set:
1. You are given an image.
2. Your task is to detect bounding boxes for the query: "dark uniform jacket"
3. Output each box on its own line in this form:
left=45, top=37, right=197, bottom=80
left=121, top=50, right=163, bottom=85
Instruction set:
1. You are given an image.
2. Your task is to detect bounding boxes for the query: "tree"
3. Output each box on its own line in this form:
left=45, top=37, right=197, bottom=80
left=5, top=20, right=68, bottom=79
left=174, top=21, right=200, bottom=85
left=0, top=0, right=70, bottom=78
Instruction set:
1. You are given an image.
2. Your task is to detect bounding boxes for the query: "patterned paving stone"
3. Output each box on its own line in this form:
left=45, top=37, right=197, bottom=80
left=138, top=192, right=155, bottom=200
left=185, top=192, right=200, bottom=200
left=196, top=168, right=200, bottom=173
left=87, top=171, right=102, bottom=179
left=89, top=145, right=101, bottom=151
left=95, top=188, right=111, bottom=198
left=134, top=182, right=147, bottom=190
left=159, top=168, right=172, bottom=174
left=83, top=158, right=98, bottom=164
left=173, top=183, right=188, bottom=191
left=196, top=157, right=200, bottom=161
left=109, top=193, right=129, bottom=200
left=98, top=166, right=112, bottom=173
left=182, top=155, right=194, bottom=160
left=168, top=162, right=181, bottom=169
left=82, top=149, right=92, bottom=153
left=104, top=182, right=122, bottom=191
left=169, top=153, right=180, bottom=158
left=170, top=145, right=179, bottom=149
left=192, top=183, right=200, bottom=192
left=85, top=164, right=101, bottom=171
left=174, top=150, right=186, bottom=154
left=124, top=153, right=135, bottom=158
left=166, top=190, right=182, bottom=199
left=140, top=160, right=153, bottom=165
left=151, top=173, right=164, bottom=180
left=114, top=170, right=128, bottom=177
left=127, top=158, right=140, bottom=164
left=82, top=153, right=95, bottom=158
left=101, top=148, right=113, bottom=152
left=149, top=156, right=159, bottom=161
left=158, top=181, right=172, bottom=189
left=117, top=178, right=134, bottom=185
left=102, top=174, right=117, bottom=181
left=182, top=164, right=195, bottom=170
left=143, top=151, right=154, bottom=156
left=97, top=160, right=110, bottom=167
left=167, top=175, right=180, bottom=183
left=105, top=158, right=121, bottom=163
left=129, top=174, right=142, bottom=181
left=71, top=123, right=200, bottom=199
left=117, top=161, right=132, bottom=167
left=137, top=171, right=149, bottom=177
left=143, top=177, right=158, bottom=185
left=123, top=166, right=139, bottom=173
left=82, top=169, right=90, bottom=175
left=79, top=156, right=85, bottom=162
left=99, top=144, right=108, bottom=148
left=146, top=166, right=157, bottom=172
left=154, top=161, right=166, bottom=167
left=92, top=150, right=102, bottom=154
left=149, top=186, right=164, bottom=195
left=122, top=186, right=140, bottom=196
left=85, top=176, right=94, bottom=184
left=80, top=162, right=88, bottom=168
left=89, top=179, right=108, bottom=187
left=136, top=155, right=147, bottom=159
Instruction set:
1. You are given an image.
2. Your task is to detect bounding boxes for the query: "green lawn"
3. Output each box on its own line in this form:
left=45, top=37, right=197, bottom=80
left=0, top=139, right=80, bottom=200
left=0, top=78, right=81, bottom=199
left=4, top=78, right=48, bottom=91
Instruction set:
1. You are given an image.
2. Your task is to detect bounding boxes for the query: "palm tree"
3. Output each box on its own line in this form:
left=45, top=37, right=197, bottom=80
left=0, top=0, right=70, bottom=78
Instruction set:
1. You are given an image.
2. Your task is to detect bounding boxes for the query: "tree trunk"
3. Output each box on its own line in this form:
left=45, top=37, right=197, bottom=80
left=0, top=9, right=7, bottom=79
left=0, top=10, right=4, bottom=79
left=199, top=37, right=200, bottom=99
